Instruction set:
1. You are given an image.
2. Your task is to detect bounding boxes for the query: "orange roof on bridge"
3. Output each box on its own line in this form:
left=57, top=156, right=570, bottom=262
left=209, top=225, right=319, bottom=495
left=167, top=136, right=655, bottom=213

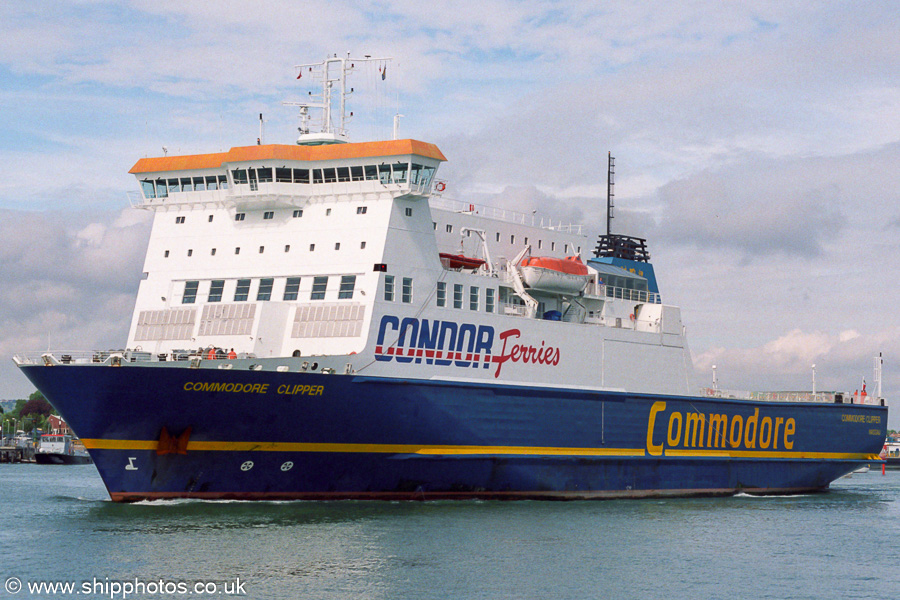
left=129, top=140, right=446, bottom=174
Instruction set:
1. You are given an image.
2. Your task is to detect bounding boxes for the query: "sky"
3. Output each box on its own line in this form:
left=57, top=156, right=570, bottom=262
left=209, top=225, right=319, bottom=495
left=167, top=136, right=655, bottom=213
left=1, top=1, right=898, bottom=425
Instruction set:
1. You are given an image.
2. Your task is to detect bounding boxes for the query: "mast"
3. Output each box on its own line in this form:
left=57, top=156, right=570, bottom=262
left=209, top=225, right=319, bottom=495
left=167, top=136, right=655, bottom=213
left=607, top=152, right=615, bottom=236
left=284, top=53, right=392, bottom=145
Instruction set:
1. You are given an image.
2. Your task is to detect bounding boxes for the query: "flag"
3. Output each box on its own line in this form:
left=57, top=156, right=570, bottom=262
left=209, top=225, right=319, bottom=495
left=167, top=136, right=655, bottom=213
left=382, top=65, right=387, bottom=81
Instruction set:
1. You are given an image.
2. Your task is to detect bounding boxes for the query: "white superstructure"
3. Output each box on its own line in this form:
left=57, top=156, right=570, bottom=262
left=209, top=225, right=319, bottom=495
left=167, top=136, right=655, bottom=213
left=117, top=56, right=696, bottom=396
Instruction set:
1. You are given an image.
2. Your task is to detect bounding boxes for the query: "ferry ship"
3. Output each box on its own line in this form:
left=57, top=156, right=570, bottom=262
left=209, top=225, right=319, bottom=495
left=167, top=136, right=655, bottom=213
left=14, top=55, right=887, bottom=501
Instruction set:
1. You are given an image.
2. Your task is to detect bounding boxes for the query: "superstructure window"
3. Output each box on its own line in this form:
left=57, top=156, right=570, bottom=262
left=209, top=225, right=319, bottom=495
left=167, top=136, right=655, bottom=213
left=469, top=286, right=479, bottom=311
left=208, top=280, right=224, bottom=303
left=338, top=275, right=356, bottom=299
left=446, top=224, right=453, bottom=233
left=384, top=275, right=395, bottom=301
left=486, top=288, right=495, bottom=313
left=175, top=216, right=185, bottom=224
left=284, top=277, right=301, bottom=301
left=357, top=206, right=367, bottom=214
left=392, top=162, right=408, bottom=183
left=164, top=250, right=169, bottom=258
left=453, top=284, right=463, bottom=309
left=257, top=278, right=273, bottom=301
left=211, top=248, right=216, bottom=256
left=378, top=164, right=391, bottom=184
left=234, top=279, right=251, bottom=302
left=401, top=277, right=413, bottom=303
left=293, top=209, right=303, bottom=218
left=436, top=281, right=446, bottom=307
left=187, top=249, right=193, bottom=257
left=405, top=207, right=412, bottom=217
left=263, top=211, right=274, bottom=220
left=360, top=241, right=366, bottom=249
left=182, top=281, right=199, bottom=304
left=311, top=276, right=328, bottom=300
left=235, top=213, right=245, bottom=221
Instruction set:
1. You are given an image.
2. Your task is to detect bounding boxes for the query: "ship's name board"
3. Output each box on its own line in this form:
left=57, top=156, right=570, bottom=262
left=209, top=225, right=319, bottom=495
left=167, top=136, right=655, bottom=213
left=645, top=401, right=797, bottom=455
left=374, top=315, right=560, bottom=378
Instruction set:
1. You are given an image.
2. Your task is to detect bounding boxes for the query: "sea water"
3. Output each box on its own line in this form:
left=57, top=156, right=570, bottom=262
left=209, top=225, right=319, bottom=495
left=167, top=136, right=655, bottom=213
left=0, top=463, right=896, bottom=599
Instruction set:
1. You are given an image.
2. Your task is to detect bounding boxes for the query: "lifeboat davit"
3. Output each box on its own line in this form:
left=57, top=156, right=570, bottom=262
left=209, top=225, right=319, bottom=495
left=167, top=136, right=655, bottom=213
left=439, top=253, right=486, bottom=270
left=520, top=255, right=591, bottom=294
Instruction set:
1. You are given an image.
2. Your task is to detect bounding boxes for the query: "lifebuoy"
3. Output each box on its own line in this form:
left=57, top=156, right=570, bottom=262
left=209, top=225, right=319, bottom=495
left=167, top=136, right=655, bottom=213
left=435, top=181, right=446, bottom=192
left=629, top=313, right=636, bottom=321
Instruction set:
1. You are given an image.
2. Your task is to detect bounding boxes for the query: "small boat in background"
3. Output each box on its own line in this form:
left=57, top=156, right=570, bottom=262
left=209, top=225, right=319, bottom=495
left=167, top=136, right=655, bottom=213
left=521, top=255, right=591, bottom=294
left=35, top=434, right=92, bottom=465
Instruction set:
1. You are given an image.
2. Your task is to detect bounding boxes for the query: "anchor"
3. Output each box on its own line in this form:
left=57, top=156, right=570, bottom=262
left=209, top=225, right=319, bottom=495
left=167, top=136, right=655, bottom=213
left=156, top=426, right=192, bottom=456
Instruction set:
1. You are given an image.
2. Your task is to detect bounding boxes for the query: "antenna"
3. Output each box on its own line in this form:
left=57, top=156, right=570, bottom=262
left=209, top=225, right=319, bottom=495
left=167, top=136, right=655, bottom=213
left=283, top=53, right=392, bottom=145
left=393, top=114, right=404, bottom=140
left=607, top=152, right=615, bottom=236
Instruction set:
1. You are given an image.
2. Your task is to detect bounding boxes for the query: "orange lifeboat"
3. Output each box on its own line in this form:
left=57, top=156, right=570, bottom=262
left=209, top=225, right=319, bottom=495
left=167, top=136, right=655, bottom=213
left=520, top=256, right=591, bottom=293
left=439, top=253, right=486, bottom=270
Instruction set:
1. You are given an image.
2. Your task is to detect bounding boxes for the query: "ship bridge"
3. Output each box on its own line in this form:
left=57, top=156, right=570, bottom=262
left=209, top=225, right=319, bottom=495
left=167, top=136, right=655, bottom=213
left=129, top=140, right=446, bottom=210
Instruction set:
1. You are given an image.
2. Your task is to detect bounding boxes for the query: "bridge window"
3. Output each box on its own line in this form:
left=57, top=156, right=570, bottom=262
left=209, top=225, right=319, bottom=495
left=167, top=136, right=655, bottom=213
left=182, top=281, right=199, bottom=304
left=384, top=275, right=395, bottom=301
left=436, top=282, right=447, bottom=307
left=256, top=167, right=272, bottom=183
left=338, top=275, right=356, bottom=299
left=337, top=167, right=350, bottom=182
left=312, top=169, right=323, bottom=184
left=276, top=168, right=292, bottom=183
left=180, top=177, right=192, bottom=192
left=205, top=175, right=219, bottom=190
left=378, top=164, right=391, bottom=184
left=192, top=176, right=206, bottom=191
left=284, top=277, right=301, bottom=301
left=232, top=169, right=248, bottom=185
left=420, top=165, right=435, bottom=187
left=234, top=279, right=251, bottom=302
left=365, top=165, right=378, bottom=181
left=141, top=180, right=155, bottom=198
left=155, top=179, right=168, bottom=198
left=323, top=168, right=337, bottom=183
left=293, top=168, right=309, bottom=183
left=257, top=278, right=273, bottom=301
left=351, top=166, right=364, bottom=181
left=208, top=280, right=224, bottom=302
left=392, top=162, right=408, bottom=183
left=311, top=276, right=328, bottom=300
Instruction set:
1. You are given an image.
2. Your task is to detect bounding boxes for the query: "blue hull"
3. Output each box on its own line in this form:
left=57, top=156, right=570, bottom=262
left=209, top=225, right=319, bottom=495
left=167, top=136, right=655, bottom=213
left=19, top=364, right=886, bottom=501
